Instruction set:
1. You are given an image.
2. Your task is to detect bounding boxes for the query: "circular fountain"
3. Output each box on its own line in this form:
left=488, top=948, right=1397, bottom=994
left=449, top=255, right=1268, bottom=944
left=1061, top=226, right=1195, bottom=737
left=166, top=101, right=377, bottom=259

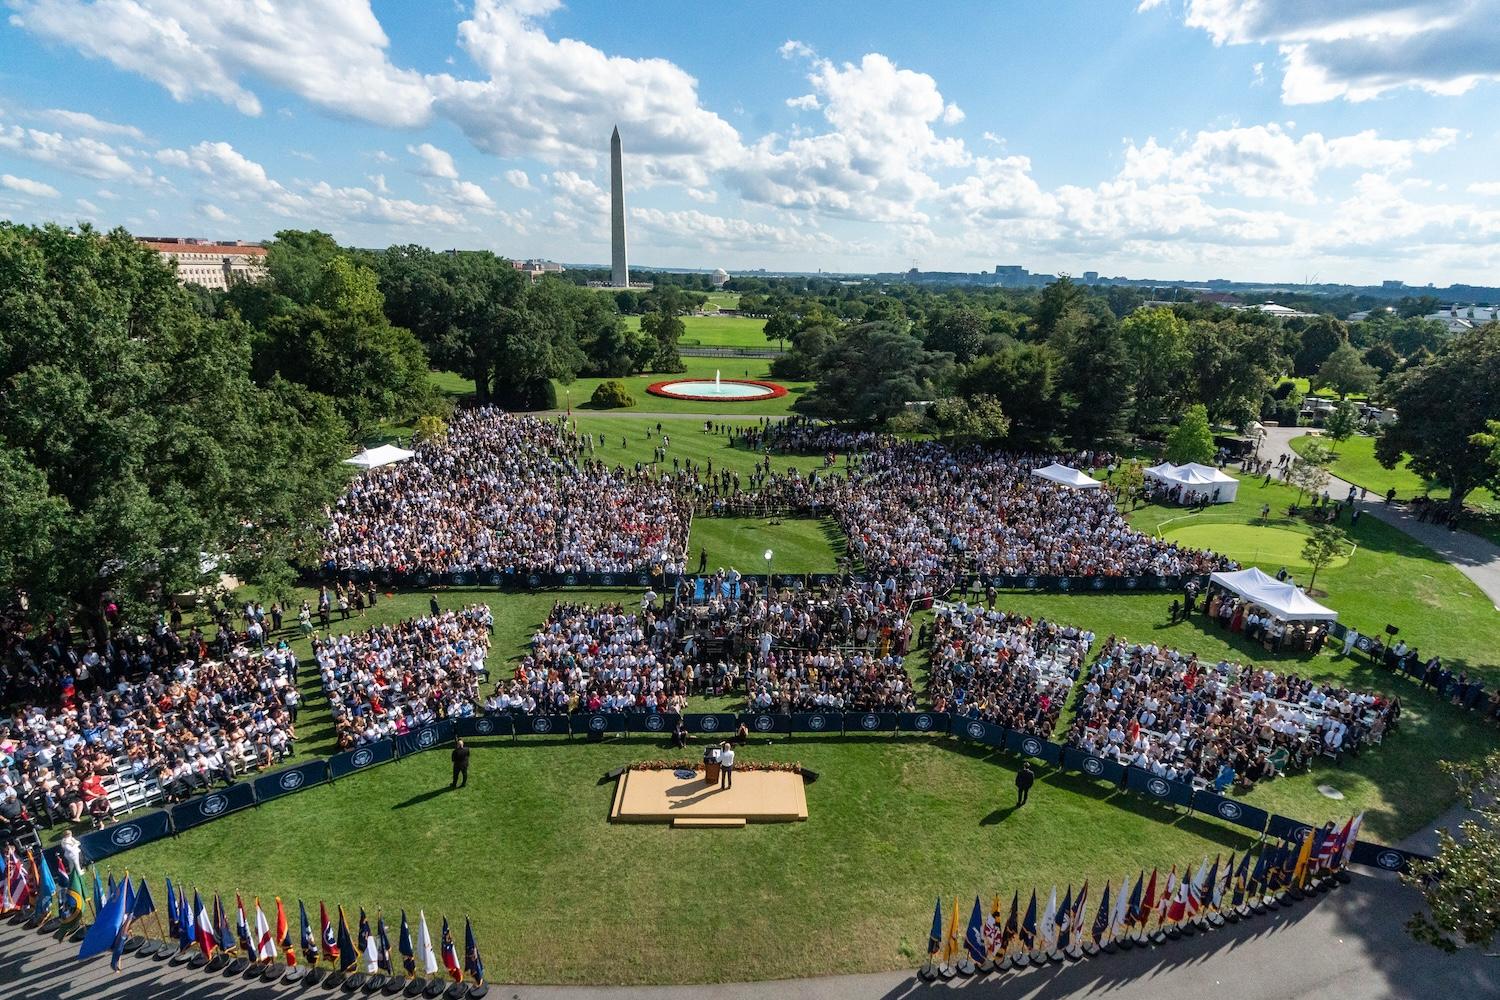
left=646, top=369, right=787, bottom=402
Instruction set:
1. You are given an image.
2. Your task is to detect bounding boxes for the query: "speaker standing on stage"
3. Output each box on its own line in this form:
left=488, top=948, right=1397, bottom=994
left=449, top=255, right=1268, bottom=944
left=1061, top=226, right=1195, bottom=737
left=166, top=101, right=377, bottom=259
left=451, top=738, right=470, bottom=788
left=719, top=743, right=735, bottom=789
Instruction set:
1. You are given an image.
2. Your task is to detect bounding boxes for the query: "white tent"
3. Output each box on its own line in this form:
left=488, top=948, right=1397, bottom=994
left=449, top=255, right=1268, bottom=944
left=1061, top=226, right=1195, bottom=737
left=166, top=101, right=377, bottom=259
left=1208, top=567, right=1338, bottom=622
left=1031, top=463, right=1103, bottom=490
left=344, top=444, right=416, bottom=469
left=1144, top=461, right=1239, bottom=503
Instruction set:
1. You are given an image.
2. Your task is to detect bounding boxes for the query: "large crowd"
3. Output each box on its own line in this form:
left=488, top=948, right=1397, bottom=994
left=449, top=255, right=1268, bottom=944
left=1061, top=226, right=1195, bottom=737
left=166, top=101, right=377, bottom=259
left=319, top=412, right=1224, bottom=586
left=1065, top=637, right=1397, bottom=790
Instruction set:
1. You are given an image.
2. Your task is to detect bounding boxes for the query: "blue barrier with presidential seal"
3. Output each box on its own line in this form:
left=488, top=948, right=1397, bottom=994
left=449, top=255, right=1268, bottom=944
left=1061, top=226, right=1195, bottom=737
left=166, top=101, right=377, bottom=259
left=790, top=711, right=843, bottom=734
left=395, top=719, right=456, bottom=757
left=897, top=711, right=950, bottom=734
left=681, top=713, right=739, bottom=735
left=625, top=712, right=681, bottom=734
left=253, top=759, right=331, bottom=805
left=456, top=714, right=514, bottom=738
left=515, top=714, right=571, bottom=737
left=1006, top=730, right=1061, bottom=764
left=951, top=716, right=1006, bottom=749
left=1125, top=765, right=1194, bottom=808
left=79, top=809, right=173, bottom=864
left=1265, top=812, right=1317, bottom=843
left=572, top=713, right=628, bottom=736
left=740, top=712, right=791, bottom=735
left=1189, top=788, right=1269, bottom=833
left=1349, top=840, right=1427, bottom=874
left=170, top=781, right=257, bottom=833
left=846, top=711, right=899, bottom=733
left=1059, top=746, right=1126, bottom=786
left=329, top=737, right=397, bottom=779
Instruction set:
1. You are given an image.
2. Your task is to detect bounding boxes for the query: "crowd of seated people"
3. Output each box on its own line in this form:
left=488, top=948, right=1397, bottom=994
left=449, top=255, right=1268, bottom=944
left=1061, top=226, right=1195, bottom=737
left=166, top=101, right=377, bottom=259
left=321, top=409, right=693, bottom=576
left=315, top=606, right=493, bottom=750
left=1066, top=638, right=1397, bottom=790
left=927, top=603, right=1094, bottom=739
left=0, top=619, right=297, bottom=829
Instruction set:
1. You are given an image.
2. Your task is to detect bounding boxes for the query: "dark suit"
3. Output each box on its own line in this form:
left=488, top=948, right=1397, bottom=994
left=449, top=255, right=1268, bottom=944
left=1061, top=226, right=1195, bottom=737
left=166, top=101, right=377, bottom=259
left=451, top=744, right=470, bottom=788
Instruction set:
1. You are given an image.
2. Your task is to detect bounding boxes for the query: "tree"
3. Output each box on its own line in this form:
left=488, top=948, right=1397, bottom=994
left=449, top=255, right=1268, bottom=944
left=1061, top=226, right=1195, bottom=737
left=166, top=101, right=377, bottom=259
left=1165, top=404, right=1216, bottom=465
left=1293, top=316, right=1347, bottom=376
left=926, top=394, right=1010, bottom=445
left=1323, top=399, right=1359, bottom=449
left=1363, top=342, right=1401, bottom=377
left=1053, top=312, right=1132, bottom=447
left=959, top=343, right=1066, bottom=446
left=764, top=310, right=797, bottom=350
left=412, top=414, right=448, bottom=444
left=1297, top=438, right=1337, bottom=467
left=924, top=308, right=986, bottom=364
left=640, top=310, right=685, bottom=372
left=1403, top=748, right=1500, bottom=955
left=1121, top=306, right=1189, bottom=432
left=1033, top=277, right=1082, bottom=340
left=1471, top=419, right=1500, bottom=482
left=1287, top=458, right=1331, bottom=505
left=1376, top=325, right=1500, bottom=515
left=0, top=223, right=349, bottom=633
left=1117, top=460, right=1146, bottom=509
left=589, top=380, right=635, bottom=409
left=1314, top=342, right=1378, bottom=398
left=1300, top=524, right=1346, bottom=593
left=1186, top=320, right=1286, bottom=427
left=793, top=323, right=954, bottom=425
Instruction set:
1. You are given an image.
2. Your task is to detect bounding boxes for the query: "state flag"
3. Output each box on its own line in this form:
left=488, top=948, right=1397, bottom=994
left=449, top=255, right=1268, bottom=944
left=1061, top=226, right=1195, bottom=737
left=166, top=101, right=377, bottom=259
left=1019, top=891, right=1038, bottom=951
left=399, top=911, right=416, bottom=976
left=336, top=907, right=357, bottom=972
left=440, top=916, right=462, bottom=982
left=963, top=897, right=985, bottom=964
left=463, top=918, right=484, bottom=985
left=1091, top=882, right=1112, bottom=946
left=926, top=897, right=943, bottom=956
left=416, top=911, right=439, bottom=976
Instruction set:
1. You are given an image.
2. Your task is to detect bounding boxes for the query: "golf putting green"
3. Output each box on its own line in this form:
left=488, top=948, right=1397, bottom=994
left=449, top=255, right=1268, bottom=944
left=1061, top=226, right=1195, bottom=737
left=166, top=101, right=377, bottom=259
left=1162, top=522, right=1351, bottom=574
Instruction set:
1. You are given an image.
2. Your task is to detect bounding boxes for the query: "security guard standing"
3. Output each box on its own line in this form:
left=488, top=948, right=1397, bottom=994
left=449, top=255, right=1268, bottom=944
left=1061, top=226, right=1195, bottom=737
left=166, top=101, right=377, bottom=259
left=451, top=738, right=471, bottom=788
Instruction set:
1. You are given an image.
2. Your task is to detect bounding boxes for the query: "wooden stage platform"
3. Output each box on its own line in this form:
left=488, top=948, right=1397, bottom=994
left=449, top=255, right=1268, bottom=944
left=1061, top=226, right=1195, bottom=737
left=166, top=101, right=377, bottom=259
left=610, top=766, right=808, bottom=828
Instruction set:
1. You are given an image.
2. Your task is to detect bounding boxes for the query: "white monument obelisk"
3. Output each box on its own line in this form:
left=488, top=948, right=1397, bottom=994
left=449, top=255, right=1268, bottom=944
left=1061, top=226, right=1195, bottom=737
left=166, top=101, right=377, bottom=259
left=610, top=126, right=629, bottom=288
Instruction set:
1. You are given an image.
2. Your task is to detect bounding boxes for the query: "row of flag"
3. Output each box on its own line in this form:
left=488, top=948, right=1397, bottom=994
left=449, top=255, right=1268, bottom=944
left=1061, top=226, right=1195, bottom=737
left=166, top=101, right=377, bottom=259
left=0, top=851, right=487, bottom=986
left=924, top=813, right=1363, bottom=973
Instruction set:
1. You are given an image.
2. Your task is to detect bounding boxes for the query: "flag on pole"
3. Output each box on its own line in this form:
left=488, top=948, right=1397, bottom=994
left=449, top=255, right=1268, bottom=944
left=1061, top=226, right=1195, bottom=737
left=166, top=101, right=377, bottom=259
left=1186, top=857, right=1208, bottom=917
left=377, top=915, right=393, bottom=974
left=1018, top=891, right=1038, bottom=953
left=236, top=894, right=254, bottom=956
left=92, top=870, right=104, bottom=918
left=165, top=879, right=179, bottom=940
left=31, top=850, right=58, bottom=920
left=1339, top=812, right=1365, bottom=870
left=60, top=866, right=86, bottom=928
left=336, top=907, right=357, bottom=973
left=982, top=895, right=1003, bottom=960
left=416, top=911, right=439, bottom=976
left=1138, top=869, right=1158, bottom=929
left=358, top=909, right=374, bottom=972
left=1109, top=875, right=1130, bottom=940
left=1055, top=886, right=1072, bottom=953
left=108, top=876, right=135, bottom=972
left=195, top=891, right=215, bottom=958
left=1232, top=851, right=1252, bottom=907
left=1215, top=854, right=1232, bottom=909
left=1165, top=876, right=1188, bottom=924
left=399, top=911, right=416, bottom=976
left=963, top=896, right=985, bottom=964
left=463, top=918, right=484, bottom=986
left=299, top=900, right=315, bottom=967
left=926, top=897, right=943, bottom=956
left=1039, top=887, right=1057, bottom=952
left=320, top=901, right=337, bottom=962
left=1091, top=881, right=1112, bottom=946
left=277, top=898, right=294, bottom=966
left=1158, top=866, right=1178, bottom=921
left=1000, top=891, right=1019, bottom=957
left=1124, top=872, right=1144, bottom=932
left=77, top=878, right=128, bottom=961
left=214, top=894, right=235, bottom=954
left=440, top=917, right=462, bottom=982
left=254, top=899, right=276, bottom=962
left=1203, top=857, right=1221, bottom=913
left=1072, top=881, right=1089, bottom=943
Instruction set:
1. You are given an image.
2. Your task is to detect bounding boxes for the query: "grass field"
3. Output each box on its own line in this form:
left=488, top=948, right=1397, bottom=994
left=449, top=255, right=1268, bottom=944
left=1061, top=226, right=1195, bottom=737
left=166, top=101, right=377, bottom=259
left=1160, top=521, right=1353, bottom=578
left=688, top=516, right=846, bottom=574
left=568, top=414, right=848, bottom=481
left=560, top=356, right=810, bottom=415
left=622, top=313, right=768, bottom=348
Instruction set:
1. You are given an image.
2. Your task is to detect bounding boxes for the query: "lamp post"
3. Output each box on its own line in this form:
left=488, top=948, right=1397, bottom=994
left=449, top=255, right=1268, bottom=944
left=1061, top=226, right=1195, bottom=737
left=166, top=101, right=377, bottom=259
left=764, top=548, right=773, bottom=592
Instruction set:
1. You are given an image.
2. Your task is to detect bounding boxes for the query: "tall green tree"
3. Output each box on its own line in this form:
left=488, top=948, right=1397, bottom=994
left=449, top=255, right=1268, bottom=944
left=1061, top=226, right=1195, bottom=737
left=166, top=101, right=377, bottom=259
left=1165, top=404, right=1216, bottom=465
left=640, top=309, right=685, bottom=372
left=0, top=223, right=348, bottom=632
left=1293, top=316, right=1347, bottom=376
left=959, top=343, right=1066, bottom=446
left=924, top=307, right=987, bottom=364
left=1376, top=325, right=1500, bottom=514
left=1187, top=320, right=1286, bottom=427
left=1314, top=342, right=1378, bottom=398
left=1053, top=312, right=1132, bottom=447
left=1404, top=748, right=1500, bottom=954
left=793, top=323, right=953, bottom=425
left=1121, top=306, right=1189, bottom=432
left=764, top=310, right=797, bottom=350
left=1323, top=399, right=1359, bottom=448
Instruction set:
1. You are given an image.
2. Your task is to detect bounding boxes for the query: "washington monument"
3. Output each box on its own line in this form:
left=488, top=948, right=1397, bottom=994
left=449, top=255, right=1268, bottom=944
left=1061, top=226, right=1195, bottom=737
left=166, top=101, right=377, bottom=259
left=610, top=125, right=628, bottom=288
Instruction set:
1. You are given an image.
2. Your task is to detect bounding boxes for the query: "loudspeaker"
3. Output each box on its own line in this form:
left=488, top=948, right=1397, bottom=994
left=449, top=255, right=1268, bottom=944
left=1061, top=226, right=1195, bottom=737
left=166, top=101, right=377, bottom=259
left=1385, top=624, right=1400, bottom=636
left=801, top=769, right=819, bottom=783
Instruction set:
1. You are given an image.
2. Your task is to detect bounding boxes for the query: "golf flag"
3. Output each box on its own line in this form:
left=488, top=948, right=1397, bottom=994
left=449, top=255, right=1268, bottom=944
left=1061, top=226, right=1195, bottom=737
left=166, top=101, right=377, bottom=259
left=77, top=879, right=128, bottom=961
left=964, top=896, right=986, bottom=964
left=254, top=899, right=276, bottom=962
left=399, top=911, right=416, bottom=976
left=1019, top=890, right=1038, bottom=952
left=336, top=907, right=357, bottom=973
left=463, top=918, right=484, bottom=985
left=320, top=901, right=337, bottom=962
left=377, top=915, right=393, bottom=974
left=417, top=911, right=439, bottom=976
left=440, top=916, right=462, bottom=983
left=1092, top=881, right=1112, bottom=946
left=195, top=892, right=215, bottom=959
left=1340, top=812, right=1365, bottom=869
left=1055, top=886, right=1072, bottom=953
left=926, top=897, right=943, bottom=956
left=299, top=900, right=315, bottom=967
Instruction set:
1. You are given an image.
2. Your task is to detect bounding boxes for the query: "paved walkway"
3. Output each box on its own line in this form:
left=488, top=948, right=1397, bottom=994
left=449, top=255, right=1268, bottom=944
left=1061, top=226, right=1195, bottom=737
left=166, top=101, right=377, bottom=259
left=5, top=874, right=1494, bottom=1000
left=1258, top=426, right=1500, bottom=608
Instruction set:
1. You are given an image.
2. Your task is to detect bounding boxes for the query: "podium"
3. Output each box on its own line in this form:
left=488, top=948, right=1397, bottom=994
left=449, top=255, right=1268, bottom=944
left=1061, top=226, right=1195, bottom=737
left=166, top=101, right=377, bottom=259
left=704, top=761, right=721, bottom=784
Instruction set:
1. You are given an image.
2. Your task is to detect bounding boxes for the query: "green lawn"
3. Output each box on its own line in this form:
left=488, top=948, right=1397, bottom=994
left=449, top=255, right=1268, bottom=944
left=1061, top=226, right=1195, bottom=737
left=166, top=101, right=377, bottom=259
left=559, top=355, right=810, bottom=415
left=116, top=736, right=1257, bottom=985
left=1160, top=520, right=1353, bottom=577
left=702, top=290, right=741, bottom=311
left=688, top=516, right=846, bottom=574
left=624, top=313, right=768, bottom=348
left=568, top=414, right=844, bottom=482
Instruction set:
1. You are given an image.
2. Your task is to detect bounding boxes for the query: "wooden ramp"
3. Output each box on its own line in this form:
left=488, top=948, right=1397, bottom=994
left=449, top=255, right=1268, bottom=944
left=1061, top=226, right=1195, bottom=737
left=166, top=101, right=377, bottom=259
left=611, top=766, right=807, bottom=826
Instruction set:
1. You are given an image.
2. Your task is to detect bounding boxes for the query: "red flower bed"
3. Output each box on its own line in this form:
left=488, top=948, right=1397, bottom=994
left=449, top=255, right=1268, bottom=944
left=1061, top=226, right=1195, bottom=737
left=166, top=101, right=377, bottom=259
left=646, top=379, right=788, bottom=401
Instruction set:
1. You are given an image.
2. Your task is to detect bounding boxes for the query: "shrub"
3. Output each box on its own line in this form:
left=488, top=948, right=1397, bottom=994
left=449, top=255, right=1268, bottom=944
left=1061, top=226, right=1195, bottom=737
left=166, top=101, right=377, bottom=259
left=590, top=380, right=636, bottom=409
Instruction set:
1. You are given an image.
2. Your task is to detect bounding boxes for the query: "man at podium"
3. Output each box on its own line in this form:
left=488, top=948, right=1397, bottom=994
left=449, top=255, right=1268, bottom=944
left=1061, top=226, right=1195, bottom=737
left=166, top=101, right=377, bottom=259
left=703, top=743, right=721, bottom=785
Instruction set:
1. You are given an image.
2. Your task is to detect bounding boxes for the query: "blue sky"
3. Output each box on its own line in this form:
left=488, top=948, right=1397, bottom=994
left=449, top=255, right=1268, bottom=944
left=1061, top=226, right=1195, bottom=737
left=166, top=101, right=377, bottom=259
left=2, top=0, right=1498, bottom=284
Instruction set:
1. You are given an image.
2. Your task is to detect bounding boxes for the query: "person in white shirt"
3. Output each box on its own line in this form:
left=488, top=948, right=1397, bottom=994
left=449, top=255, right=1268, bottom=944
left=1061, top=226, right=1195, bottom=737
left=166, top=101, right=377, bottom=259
left=718, top=742, right=736, bottom=789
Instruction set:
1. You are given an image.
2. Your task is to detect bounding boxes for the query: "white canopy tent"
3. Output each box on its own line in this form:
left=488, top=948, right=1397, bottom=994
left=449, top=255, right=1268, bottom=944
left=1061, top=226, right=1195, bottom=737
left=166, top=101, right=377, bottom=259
left=344, top=444, right=416, bottom=469
left=1031, top=463, right=1103, bottom=490
left=1208, top=567, right=1338, bottom=622
left=1145, top=461, right=1239, bottom=503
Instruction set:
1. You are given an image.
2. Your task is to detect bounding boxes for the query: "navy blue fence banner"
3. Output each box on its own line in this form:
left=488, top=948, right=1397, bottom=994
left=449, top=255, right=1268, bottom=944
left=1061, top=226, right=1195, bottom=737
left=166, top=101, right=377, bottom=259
left=1350, top=840, right=1428, bottom=874
left=1265, top=813, right=1316, bottom=843
left=396, top=719, right=456, bottom=757
left=170, top=780, right=257, bottom=833
left=625, top=712, right=680, bottom=734
left=80, top=810, right=172, bottom=864
left=846, top=711, right=899, bottom=733
left=952, top=716, right=1006, bottom=748
left=1006, top=730, right=1061, bottom=764
left=329, top=737, right=397, bottom=779
left=898, top=711, right=950, bottom=735
left=253, top=759, right=331, bottom=805
left=681, top=712, right=739, bottom=736
left=791, top=711, right=843, bottom=734
left=515, top=714, right=571, bottom=737
left=1190, top=788, right=1269, bottom=833
left=572, top=713, right=628, bottom=736
left=1125, top=766, right=1194, bottom=807
left=1060, top=747, right=1126, bottom=786
left=457, top=714, right=514, bottom=738
left=741, top=712, right=791, bottom=735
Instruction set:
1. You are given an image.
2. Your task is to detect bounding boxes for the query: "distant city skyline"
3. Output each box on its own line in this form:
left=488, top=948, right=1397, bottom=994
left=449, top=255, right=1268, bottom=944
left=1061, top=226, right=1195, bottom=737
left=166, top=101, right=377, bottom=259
left=1, top=1, right=1499, bottom=284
